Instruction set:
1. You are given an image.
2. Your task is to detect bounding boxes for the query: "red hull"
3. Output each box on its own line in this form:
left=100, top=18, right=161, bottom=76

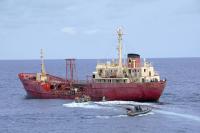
left=18, top=73, right=166, bottom=101
left=85, top=82, right=166, bottom=101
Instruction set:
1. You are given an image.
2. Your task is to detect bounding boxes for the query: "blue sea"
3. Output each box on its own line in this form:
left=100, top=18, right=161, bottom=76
left=0, top=59, right=200, bottom=133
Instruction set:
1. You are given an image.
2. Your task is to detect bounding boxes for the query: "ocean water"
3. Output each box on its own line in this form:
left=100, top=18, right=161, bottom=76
left=0, top=58, right=200, bottom=133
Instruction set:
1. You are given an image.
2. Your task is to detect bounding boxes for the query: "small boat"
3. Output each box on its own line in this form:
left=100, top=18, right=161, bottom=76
left=74, top=95, right=91, bottom=103
left=126, top=105, right=152, bottom=116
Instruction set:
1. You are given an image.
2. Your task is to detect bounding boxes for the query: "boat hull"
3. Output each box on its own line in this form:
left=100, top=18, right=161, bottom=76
left=18, top=73, right=76, bottom=99
left=85, top=81, right=166, bottom=101
left=18, top=73, right=166, bottom=101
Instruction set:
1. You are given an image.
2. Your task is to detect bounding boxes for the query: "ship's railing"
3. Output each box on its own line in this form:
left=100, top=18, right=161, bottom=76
left=18, top=73, right=36, bottom=80
left=47, top=74, right=65, bottom=81
left=77, top=80, right=88, bottom=84
left=69, top=75, right=94, bottom=84
left=75, top=79, right=94, bottom=84
left=143, top=62, right=152, bottom=67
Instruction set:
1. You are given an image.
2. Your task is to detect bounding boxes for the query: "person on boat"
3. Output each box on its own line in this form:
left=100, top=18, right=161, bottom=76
left=135, top=105, right=142, bottom=111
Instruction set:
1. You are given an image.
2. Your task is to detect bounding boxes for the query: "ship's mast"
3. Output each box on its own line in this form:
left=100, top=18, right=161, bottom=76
left=40, top=49, right=46, bottom=76
left=117, top=28, right=123, bottom=67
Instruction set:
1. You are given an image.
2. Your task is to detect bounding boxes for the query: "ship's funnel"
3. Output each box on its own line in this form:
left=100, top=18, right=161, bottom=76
left=127, top=53, right=141, bottom=68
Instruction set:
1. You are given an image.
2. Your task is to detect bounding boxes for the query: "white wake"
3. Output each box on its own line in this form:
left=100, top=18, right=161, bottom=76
left=63, top=100, right=152, bottom=109
left=155, top=110, right=200, bottom=122
left=63, top=102, right=106, bottom=109
left=63, top=101, right=200, bottom=121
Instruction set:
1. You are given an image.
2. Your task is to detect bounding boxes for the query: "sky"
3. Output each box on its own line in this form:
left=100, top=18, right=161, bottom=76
left=0, top=0, right=200, bottom=59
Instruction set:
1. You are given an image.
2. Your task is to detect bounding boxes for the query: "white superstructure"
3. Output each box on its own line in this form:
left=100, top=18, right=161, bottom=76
left=92, top=28, right=160, bottom=83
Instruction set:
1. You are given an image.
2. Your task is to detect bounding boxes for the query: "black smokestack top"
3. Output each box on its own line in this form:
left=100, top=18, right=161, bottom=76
left=127, top=53, right=140, bottom=58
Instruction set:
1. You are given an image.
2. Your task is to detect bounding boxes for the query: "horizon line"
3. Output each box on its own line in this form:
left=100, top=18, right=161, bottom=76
left=0, top=57, right=200, bottom=60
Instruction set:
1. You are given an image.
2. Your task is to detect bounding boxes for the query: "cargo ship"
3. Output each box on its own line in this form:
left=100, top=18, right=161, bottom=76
left=18, top=28, right=166, bottom=101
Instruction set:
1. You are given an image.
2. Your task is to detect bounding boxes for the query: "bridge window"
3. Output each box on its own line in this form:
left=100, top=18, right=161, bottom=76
left=149, top=72, right=151, bottom=76
left=142, top=78, right=145, bottom=82
left=128, top=69, right=131, bottom=74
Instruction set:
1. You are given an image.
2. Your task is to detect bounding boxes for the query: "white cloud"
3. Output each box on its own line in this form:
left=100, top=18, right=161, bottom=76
left=61, top=27, right=77, bottom=35
left=83, top=29, right=99, bottom=35
left=61, top=27, right=100, bottom=35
